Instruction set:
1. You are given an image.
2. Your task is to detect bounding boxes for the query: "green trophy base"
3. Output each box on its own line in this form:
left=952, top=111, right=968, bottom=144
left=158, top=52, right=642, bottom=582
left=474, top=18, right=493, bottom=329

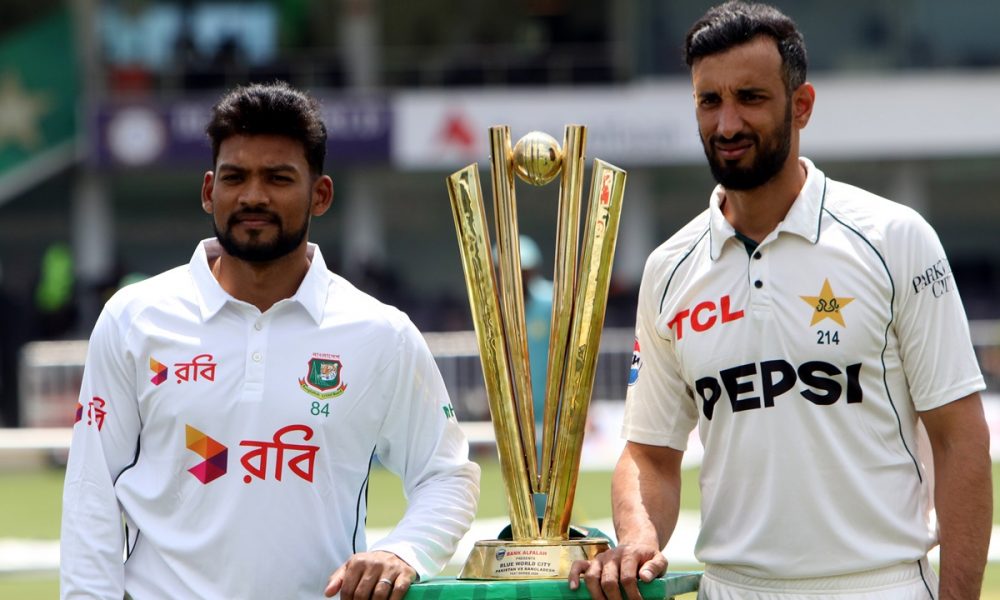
left=406, top=573, right=701, bottom=599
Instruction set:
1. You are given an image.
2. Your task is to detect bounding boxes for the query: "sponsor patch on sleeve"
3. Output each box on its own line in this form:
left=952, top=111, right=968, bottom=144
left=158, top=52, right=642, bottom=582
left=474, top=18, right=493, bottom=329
left=628, top=337, right=642, bottom=386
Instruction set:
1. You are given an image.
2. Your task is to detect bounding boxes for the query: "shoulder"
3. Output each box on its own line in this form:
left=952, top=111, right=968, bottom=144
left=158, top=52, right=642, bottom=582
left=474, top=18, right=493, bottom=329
left=642, top=208, right=712, bottom=287
left=101, top=265, right=193, bottom=322
left=325, top=273, right=421, bottom=341
left=822, top=178, right=934, bottom=245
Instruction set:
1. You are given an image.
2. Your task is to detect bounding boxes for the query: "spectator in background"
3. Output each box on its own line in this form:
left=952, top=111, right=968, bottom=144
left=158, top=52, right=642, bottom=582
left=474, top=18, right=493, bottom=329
left=33, top=242, right=77, bottom=339
left=520, top=235, right=553, bottom=444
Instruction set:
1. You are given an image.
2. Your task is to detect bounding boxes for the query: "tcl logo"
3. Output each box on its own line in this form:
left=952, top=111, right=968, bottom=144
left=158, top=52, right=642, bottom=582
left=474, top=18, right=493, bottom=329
left=667, top=295, right=744, bottom=339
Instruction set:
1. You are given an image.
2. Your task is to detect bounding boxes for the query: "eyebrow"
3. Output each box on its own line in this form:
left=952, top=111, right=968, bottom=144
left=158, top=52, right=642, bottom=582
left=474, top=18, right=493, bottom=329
left=696, top=86, right=770, bottom=98
left=216, top=163, right=301, bottom=174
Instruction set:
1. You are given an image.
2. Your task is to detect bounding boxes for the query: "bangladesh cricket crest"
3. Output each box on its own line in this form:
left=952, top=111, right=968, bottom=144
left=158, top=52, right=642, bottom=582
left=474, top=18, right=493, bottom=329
left=299, top=354, right=348, bottom=400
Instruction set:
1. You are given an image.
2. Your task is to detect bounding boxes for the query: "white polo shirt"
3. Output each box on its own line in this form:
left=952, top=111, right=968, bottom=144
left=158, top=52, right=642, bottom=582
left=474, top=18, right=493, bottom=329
left=61, top=239, right=480, bottom=599
left=623, top=158, right=984, bottom=578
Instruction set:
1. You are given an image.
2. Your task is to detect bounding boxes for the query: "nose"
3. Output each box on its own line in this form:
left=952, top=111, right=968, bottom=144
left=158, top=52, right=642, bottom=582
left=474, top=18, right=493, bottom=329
left=716, top=101, right=744, bottom=140
left=238, top=176, right=269, bottom=207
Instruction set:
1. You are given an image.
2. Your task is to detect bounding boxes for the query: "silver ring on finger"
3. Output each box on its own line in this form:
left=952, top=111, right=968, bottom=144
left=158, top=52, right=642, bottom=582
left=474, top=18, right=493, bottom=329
left=378, top=577, right=394, bottom=587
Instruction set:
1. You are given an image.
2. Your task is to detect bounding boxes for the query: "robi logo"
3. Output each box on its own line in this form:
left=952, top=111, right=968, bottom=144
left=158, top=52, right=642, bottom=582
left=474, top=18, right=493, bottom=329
left=667, top=295, right=744, bottom=339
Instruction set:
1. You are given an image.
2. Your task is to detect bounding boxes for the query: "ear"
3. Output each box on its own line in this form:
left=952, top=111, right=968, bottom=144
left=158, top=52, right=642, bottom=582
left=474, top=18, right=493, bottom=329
left=791, top=82, right=815, bottom=129
left=201, top=171, right=215, bottom=214
left=311, top=175, right=334, bottom=217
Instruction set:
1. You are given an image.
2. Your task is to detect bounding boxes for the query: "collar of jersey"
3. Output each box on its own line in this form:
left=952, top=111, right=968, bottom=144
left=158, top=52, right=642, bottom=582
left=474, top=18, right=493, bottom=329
left=190, top=238, right=330, bottom=324
left=707, top=156, right=826, bottom=261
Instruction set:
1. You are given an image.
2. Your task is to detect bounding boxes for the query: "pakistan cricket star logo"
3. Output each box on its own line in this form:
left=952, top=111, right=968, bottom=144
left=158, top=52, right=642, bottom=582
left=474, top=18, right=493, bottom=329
left=299, top=355, right=348, bottom=400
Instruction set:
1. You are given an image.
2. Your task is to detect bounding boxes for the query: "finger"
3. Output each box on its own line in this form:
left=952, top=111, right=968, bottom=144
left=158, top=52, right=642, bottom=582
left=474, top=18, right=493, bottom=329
left=342, top=559, right=372, bottom=600
left=639, top=553, right=668, bottom=581
left=599, top=557, right=624, bottom=600
left=388, top=571, right=414, bottom=600
left=324, top=564, right=347, bottom=598
left=583, top=557, right=609, bottom=600
left=371, top=573, right=395, bottom=600
left=619, top=552, right=642, bottom=600
left=568, top=559, right=591, bottom=590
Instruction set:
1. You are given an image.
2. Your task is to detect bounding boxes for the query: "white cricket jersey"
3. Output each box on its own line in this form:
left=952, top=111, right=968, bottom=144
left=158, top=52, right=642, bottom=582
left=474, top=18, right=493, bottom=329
left=623, top=158, right=984, bottom=579
left=61, top=240, right=480, bottom=599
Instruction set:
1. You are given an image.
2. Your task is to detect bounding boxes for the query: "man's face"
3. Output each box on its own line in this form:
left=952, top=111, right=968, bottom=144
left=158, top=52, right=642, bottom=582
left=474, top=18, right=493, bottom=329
left=202, top=134, right=324, bottom=263
left=691, top=36, right=794, bottom=190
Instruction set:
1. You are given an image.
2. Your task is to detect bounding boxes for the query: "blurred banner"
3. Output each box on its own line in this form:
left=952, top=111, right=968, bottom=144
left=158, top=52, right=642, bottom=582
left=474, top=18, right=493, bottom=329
left=393, top=85, right=699, bottom=169
left=392, top=76, right=1000, bottom=170
left=93, top=95, right=391, bottom=169
left=0, top=10, right=78, bottom=205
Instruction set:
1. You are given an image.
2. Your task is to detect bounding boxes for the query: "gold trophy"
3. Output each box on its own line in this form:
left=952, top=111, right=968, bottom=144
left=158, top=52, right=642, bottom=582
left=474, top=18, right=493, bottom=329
left=447, top=125, right=626, bottom=579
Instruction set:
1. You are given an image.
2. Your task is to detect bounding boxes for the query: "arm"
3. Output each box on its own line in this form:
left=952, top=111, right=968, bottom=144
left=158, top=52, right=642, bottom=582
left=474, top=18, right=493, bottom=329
left=61, top=308, right=141, bottom=599
left=325, top=320, right=480, bottom=599
left=919, top=392, right=992, bottom=600
left=569, top=441, right=683, bottom=600
left=613, top=441, right=684, bottom=557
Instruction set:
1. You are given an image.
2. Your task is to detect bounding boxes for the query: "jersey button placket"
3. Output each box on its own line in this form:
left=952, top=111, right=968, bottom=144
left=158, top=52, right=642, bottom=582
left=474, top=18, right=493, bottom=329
left=243, top=314, right=267, bottom=402
left=749, top=246, right=772, bottom=316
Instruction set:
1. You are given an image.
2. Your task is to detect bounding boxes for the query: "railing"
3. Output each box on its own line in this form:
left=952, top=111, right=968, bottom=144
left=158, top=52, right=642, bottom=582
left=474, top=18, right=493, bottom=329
left=16, top=321, right=1000, bottom=430
left=16, top=328, right=637, bottom=429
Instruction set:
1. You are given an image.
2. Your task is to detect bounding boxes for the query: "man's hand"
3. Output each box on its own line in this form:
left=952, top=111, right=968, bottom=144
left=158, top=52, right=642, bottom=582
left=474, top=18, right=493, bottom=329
left=324, top=550, right=417, bottom=599
left=568, top=543, right=667, bottom=600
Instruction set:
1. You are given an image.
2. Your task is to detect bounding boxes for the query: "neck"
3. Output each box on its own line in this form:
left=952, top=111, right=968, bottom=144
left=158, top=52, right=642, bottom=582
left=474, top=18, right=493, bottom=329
left=210, top=244, right=311, bottom=312
left=720, top=157, right=806, bottom=243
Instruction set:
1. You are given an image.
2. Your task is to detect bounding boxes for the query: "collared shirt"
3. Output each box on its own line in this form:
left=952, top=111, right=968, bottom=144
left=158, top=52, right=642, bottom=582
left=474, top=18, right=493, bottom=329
left=61, top=239, right=480, bottom=599
left=623, top=158, right=984, bottom=578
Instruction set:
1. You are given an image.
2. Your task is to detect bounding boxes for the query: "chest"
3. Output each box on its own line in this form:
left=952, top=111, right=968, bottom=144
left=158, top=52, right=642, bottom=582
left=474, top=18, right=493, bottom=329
left=129, top=309, right=393, bottom=469
left=658, top=234, right=894, bottom=412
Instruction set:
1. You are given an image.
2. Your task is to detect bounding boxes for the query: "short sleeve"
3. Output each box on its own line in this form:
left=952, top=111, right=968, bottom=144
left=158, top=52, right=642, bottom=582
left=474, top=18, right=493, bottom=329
left=621, top=256, right=700, bottom=449
left=888, top=211, right=985, bottom=411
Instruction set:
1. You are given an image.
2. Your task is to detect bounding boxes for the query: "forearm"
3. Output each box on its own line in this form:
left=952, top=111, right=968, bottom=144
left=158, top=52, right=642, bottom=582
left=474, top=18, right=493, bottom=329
left=933, top=436, right=992, bottom=599
left=61, top=448, right=127, bottom=598
left=921, top=394, right=993, bottom=600
left=369, top=461, right=480, bottom=578
left=611, top=442, right=682, bottom=549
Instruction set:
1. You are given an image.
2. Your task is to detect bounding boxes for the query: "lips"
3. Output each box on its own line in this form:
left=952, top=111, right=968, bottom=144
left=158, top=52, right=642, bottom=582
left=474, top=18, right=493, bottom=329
left=231, top=212, right=278, bottom=227
left=716, top=143, right=752, bottom=160
left=713, top=134, right=754, bottom=161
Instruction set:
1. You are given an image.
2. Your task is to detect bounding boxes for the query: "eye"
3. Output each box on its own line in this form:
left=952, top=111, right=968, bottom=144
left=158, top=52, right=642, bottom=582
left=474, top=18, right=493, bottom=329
left=698, top=94, right=721, bottom=108
left=219, top=173, right=244, bottom=183
left=738, top=91, right=766, bottom=103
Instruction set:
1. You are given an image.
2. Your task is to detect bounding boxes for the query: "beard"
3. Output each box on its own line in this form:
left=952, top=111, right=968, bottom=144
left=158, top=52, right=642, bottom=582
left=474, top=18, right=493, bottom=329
left=213, top=206, right=309, bottom=263
left=702, top=102, right=793, bottom=191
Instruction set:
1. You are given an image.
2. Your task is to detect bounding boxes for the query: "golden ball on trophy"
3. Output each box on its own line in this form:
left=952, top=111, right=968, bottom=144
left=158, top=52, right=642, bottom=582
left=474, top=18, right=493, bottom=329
left=512, top=131, right=563, bottom=186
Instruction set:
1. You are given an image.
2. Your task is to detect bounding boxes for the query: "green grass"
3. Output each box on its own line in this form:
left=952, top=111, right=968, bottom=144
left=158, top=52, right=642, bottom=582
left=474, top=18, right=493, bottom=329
left=1, top=461, right=997, bottom=599
left=0, top=469, right=64, bottom=539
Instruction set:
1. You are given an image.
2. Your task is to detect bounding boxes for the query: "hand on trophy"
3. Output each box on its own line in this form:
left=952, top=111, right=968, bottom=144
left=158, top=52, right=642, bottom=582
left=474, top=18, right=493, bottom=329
left=568, top=543, right=668, bottom=600
left=324, top=550, right=417, bottom=600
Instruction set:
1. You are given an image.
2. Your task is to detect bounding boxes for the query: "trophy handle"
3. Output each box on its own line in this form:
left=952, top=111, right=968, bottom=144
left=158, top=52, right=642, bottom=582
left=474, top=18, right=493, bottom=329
left=447, top=165, right=539, bottom=541
left=539, top=125, right=586, bottom=492
left=489, top=126, right=540, bottom=491
left=541, top=160, right=626, bottom=539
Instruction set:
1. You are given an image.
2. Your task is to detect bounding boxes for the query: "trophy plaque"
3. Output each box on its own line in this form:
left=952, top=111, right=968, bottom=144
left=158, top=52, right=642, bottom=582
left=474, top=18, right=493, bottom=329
left=447, top=125, right=626, bottom=579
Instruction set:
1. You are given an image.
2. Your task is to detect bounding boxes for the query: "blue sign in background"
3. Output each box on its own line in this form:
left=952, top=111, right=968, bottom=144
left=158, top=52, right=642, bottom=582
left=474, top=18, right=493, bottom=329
left=93, top=94, right=391, bottom=168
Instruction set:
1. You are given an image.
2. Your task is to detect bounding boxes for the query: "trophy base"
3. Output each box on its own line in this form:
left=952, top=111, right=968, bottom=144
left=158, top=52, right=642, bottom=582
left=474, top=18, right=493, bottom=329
left=458, top=538, right=611, bottom=580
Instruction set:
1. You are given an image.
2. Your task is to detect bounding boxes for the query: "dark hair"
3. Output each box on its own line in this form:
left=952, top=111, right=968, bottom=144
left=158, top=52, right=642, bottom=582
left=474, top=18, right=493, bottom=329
left=206, top=81, right=327, bottom=175
left=684, top=1, right=807, bottom=93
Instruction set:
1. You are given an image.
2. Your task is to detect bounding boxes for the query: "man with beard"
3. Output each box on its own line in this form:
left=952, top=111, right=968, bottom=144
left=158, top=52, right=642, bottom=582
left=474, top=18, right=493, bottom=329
left=569, top=3, right=990, bottom=600
left=61, top=82, right=480, bottom=600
